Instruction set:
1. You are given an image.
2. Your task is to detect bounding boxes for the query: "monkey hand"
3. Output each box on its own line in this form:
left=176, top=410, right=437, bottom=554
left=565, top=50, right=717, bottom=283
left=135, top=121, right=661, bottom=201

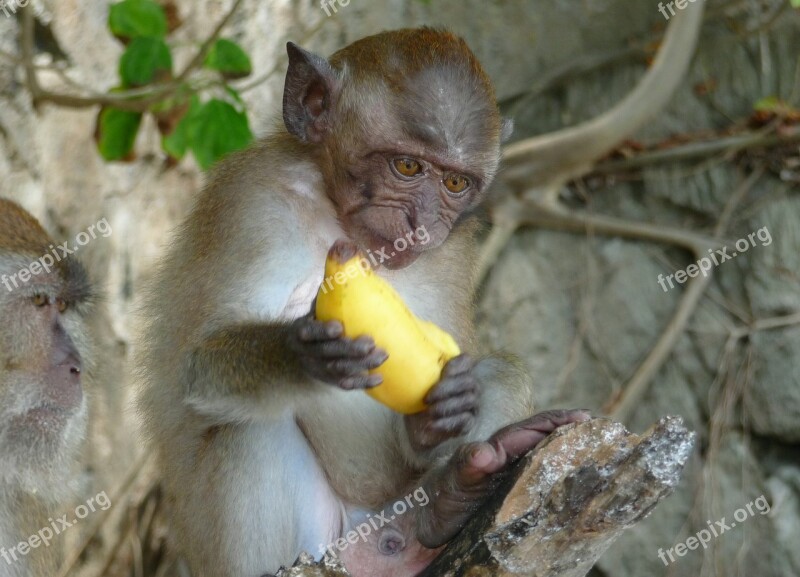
left=288, top=313, right=389, bottom=390
left=405, top=354, right=477, bottom=451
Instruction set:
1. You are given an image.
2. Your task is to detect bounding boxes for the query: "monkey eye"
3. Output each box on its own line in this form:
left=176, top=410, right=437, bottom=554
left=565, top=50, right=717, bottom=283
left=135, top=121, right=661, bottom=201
left=443, top=174, right=471, bottom=196
left=56, top=298, right=68, bottom=313
left=392, top=158, right=423, bottom=178
left=33, top=294, right=48, bottom=307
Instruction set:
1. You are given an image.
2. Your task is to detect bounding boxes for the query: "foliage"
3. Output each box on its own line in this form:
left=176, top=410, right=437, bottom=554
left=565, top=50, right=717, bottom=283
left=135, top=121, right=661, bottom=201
left=96, top=0, right=253, bottom=169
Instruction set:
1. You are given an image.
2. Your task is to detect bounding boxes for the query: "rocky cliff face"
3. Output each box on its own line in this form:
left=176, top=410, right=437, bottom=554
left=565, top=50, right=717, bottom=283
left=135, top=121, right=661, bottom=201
left=0, top=1, right=798, bottom=576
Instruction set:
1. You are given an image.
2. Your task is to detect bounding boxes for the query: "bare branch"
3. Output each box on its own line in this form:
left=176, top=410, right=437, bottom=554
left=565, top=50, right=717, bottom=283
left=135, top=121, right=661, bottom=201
left=512, top=195, right=724, bottom=253
left=502, top=2, right=705, bottom=189
left=608, top=273, right=711, bottom=421
left=175, top=0, right=245, bottom=82
left=17, top=0, right=244, bottom=112
left=591, top=125, right=800, bottom=174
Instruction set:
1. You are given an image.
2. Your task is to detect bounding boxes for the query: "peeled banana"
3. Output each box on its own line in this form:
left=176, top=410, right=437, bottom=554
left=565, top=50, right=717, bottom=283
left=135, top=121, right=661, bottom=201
left=315, top=242, right=460, bottom=414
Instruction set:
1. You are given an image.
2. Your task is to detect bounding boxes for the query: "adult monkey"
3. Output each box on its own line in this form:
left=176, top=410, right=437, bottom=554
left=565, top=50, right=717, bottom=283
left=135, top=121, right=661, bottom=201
left=0, top=199, right=93, bottom=577
left=138, top=28, right=589, bottom=577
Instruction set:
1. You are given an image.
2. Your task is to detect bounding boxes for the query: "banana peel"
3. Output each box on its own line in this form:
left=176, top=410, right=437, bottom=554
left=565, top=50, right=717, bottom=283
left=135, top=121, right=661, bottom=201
left=315, top=241, right=460, bottom=414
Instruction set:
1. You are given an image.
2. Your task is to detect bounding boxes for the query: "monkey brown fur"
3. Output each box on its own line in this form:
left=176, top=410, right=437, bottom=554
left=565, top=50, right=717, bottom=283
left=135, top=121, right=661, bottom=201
left=138, top=28, right=588, bottom=577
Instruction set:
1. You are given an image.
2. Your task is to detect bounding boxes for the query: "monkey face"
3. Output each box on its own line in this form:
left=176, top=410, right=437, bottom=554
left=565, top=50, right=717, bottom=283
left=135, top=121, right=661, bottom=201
left=0, top=257, right=90, bottom=491
left=283, top=30, right=508, bottom=270
left=330, top=148, right=485, bottom=269
left=326, top=81, right=502, bottom=270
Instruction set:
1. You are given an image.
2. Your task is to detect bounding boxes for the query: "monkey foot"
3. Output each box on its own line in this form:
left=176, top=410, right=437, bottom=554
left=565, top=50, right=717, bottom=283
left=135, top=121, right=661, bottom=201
left=416, top=409, right=592, bottom=548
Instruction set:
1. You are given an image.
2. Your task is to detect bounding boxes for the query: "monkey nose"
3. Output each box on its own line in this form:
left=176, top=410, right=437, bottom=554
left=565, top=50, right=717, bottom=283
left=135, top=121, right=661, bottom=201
left=64, top=357, right=82, bottom=376
left=59, top=352, right=82, bottom=379
left=53, top=344, right=82, bottom=372
left=48, top=351, right=84, bottom=408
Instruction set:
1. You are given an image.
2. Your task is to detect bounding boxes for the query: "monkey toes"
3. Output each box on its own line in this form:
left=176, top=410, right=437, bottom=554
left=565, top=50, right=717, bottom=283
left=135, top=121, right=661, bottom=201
left=416, top=409, right=591, bottom=548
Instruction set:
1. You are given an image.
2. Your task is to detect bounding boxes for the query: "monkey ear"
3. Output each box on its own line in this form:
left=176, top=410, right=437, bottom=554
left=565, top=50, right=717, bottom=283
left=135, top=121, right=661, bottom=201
left=283, top=42, right=340, bottom=144
left=500, top=118, right=514, bottom=143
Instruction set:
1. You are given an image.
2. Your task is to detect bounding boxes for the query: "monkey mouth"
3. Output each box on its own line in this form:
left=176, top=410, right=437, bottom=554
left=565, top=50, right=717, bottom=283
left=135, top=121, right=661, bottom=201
left=358, top=230, right=423, bottom=270
left=382, top=249, right=420, bottom=270
left=17, top=403, right=72, bottom=432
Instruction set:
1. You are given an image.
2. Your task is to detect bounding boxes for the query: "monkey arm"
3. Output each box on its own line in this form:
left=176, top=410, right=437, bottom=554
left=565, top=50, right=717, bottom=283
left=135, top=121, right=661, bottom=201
left=185, top=313, right=388, bottom=422
left=184, top=322, right=315, bottom=420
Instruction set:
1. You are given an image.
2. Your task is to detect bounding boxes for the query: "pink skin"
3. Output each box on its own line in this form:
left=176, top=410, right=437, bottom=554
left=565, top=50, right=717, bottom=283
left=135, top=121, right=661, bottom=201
left=339, top=523, right=440, bottom=577
left=10, top=302, right=83, bottom=434
left=45, top=328, right=83, bottom=408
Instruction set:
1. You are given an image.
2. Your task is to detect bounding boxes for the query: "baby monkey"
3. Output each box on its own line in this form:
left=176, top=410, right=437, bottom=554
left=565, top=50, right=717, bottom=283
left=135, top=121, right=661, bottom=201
left=138, top=27, right=589, bottom=577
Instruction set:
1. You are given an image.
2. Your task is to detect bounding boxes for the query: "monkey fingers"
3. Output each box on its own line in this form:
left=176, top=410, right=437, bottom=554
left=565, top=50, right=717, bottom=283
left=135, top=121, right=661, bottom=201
left=415, top=409, right=592, bottom=548
left=303, top=329, right=385, bottom=362
left=290, top=315, right=388, bottom=389
left=296, top=317, right=346, bottom=341
left=406, top=354, right=478, bottom=451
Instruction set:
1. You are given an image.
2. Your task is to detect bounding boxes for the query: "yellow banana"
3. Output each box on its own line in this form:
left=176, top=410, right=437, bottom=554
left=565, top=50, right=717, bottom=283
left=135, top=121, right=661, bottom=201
left=315, top=242, right=460, bottom=414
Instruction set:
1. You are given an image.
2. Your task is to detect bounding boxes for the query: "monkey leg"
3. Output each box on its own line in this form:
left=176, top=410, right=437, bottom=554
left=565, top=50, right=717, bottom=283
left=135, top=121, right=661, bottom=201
left=338, top=410, right=589, bottom=576
left=170, top=418, right=347, bottom=577
left=415, top=409, right=591, bottom=548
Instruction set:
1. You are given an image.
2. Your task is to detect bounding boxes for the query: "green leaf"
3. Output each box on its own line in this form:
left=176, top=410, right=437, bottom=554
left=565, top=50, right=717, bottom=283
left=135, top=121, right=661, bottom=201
left=203, top=38, right=252, bottom=79
left=791, top=0, right=800, bottom=8
left=119, top=36, right=172, bottom=87
left=753, top=96, right=799, bottom=118
left=754, top=96, right=781, bottom=112
left=109, top=0, right=168, bottom=41
left=185, top=98, right=253, bottom=169
left=96, top=107, right=143, bottom=161
left=162, top=95, right=202, bottom=160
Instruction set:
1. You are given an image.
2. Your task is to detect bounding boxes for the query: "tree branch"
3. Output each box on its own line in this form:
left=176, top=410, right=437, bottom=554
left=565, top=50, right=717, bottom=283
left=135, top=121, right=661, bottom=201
left=175, top=0, right=245, bottom=82
left=501, top=1, right=705, bottom=190
left=273, top=417, right=694, bottom=577
left=18, top=0, right=244, bottom=112
left=591, top=125, right=800, bottom=174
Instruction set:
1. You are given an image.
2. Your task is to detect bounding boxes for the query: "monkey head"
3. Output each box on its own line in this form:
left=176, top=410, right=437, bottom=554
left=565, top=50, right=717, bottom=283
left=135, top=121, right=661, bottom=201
left=0, top=199, right=93, bottom=495
left=283, top=28, right=512, bottom=269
